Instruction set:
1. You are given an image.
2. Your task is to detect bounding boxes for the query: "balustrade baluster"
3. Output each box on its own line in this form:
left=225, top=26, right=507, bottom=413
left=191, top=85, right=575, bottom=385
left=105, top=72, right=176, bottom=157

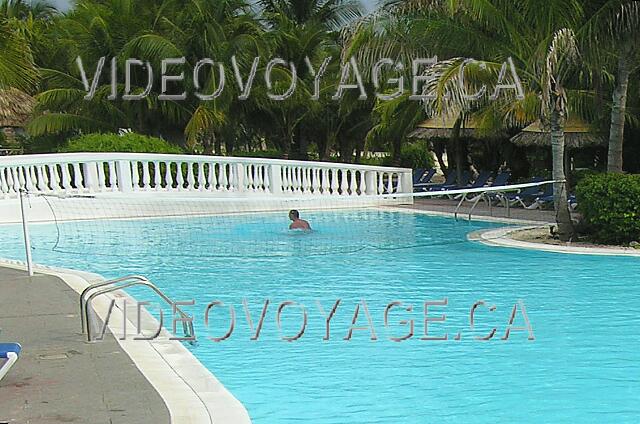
left=96, top=163, right=105, bottom=191
left=108, top=162, right=117, bottom=190
left=72, top=163, right=83, bottom=190
left=186, top=162, right=195, bottom=191
left=164, top=162, right=173, bottom=190
left=349, top=170, right=356, bottom=195
left=220, top=164, right=228, bottom=190
left=25, top=166, right=36, bottom=192
left=209, top=163, right=218, bottom=191
left=197, top=163, right=205, bottom=191
left=0, top=168, right=8, bottom=197
left=176, top=162, right=185, bottom=190
left=153, top=162, right=161, bottom=190
left=142, top=161, right=151, bottom=190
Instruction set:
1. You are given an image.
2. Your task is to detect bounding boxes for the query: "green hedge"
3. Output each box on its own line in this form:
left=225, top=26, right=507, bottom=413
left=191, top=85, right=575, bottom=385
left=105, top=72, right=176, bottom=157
left=232, top=149, right=283, bottom=159
left=59, top=133, right=183, bottom=154
left=576, top=173, right=640, bottom=244
left=385, top=141, right=435, bottom=169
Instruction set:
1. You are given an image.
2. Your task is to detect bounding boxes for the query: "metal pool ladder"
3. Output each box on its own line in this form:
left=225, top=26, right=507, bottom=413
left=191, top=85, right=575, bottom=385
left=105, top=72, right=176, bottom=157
left=79, top=275, right=195, bottom=343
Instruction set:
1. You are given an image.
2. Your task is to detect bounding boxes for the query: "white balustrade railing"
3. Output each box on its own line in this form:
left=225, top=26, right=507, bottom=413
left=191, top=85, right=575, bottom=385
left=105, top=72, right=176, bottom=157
left=0, top=153, right=413, bottom=199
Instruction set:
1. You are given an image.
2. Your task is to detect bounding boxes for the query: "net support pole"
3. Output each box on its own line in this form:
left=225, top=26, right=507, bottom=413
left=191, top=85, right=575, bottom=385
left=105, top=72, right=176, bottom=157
left=19, top=189, right=34, bottom=277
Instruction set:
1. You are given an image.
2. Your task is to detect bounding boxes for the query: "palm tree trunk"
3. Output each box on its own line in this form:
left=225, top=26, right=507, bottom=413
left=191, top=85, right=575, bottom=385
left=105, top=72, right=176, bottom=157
left=318, top=133, right=332, bottom=161
left=390, top=137, right=402, bottom=166
left=283, top=130, right=294, bottom=159
left=550, top=110, right=574, bottom=241
left=214, top=132, right=222, bottom=155
left=225, top=137, right=234, bottom=155
left=354, top=137, right=364, bottom=164
left=607, top=52, right=630, bottom=173
left=433, top=140, right=448, bottom=175
left=202, top=131, right=214, bottom=155
left=451, top=117, right=463, bottom=183
left=297, top=131, right=309, bottom=160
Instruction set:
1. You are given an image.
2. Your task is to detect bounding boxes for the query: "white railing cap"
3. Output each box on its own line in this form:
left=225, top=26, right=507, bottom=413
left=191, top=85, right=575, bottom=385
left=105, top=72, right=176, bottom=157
left=0, top=152, right=412, bottom=173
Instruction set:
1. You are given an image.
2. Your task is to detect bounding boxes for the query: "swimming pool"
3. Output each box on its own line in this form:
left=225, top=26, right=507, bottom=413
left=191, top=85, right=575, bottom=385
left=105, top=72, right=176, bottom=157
left=2, top=209, right=639, bottom=423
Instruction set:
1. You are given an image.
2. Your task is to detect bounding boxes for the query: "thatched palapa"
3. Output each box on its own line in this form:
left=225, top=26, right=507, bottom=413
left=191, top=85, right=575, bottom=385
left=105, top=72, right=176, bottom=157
left=409, top=114, right=480, bottom=139
left=0, top=88, right=35, bottom=129
left=510, top=118, right=605, bottom=149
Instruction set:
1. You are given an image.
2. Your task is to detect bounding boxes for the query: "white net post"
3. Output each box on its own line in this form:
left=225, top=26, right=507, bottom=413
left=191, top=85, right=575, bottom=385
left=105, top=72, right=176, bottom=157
left=19, top=189, right=34, bottom=276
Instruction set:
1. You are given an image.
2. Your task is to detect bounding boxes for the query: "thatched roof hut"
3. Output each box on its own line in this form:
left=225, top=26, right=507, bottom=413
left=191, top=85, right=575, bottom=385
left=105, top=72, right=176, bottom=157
left=510, top=118, right=605, bottom=148
left=0, top=87, right=35, bottom=129
left=409, top=114, right=480, bottom=139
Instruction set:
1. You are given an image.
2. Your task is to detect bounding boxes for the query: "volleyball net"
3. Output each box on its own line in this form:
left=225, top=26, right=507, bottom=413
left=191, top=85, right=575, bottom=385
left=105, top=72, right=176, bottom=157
left=12, top=179, right=556, bottom=260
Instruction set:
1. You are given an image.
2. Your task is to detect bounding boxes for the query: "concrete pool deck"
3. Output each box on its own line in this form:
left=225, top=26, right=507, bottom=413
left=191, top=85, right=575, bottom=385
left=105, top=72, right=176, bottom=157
left=0, top=263, right=251, bottom=424
left=0, top=266, right=171, bottom=423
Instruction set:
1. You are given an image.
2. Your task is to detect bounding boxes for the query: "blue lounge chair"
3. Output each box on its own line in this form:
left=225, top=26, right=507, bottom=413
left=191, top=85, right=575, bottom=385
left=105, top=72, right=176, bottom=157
left=413, top=168, right=437, bottom=191
left=491, top=171, right=511, bottom=187
left=428, top=170, right=470, bottom=192
left=535, top=191, right=578, bottom=210
left=0, top=343, right=21, bottom=382
left=452, top=170, right=492, bottom=199
left=467, top=171, right=511, bottom=202
left=525, top=183, right=577, bottom=210
left=421, top=171, right=455, bottom=191
left=497, top=177, right=544, bottom=207
left=413, top=168, right=427, bottom=185
left=465, top=170, right=492, bottom=189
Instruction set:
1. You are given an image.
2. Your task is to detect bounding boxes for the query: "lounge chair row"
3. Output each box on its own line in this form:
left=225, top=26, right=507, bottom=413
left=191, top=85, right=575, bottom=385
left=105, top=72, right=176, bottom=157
left=413, top=168, right=511, bottom=193
left=412, top=168, right=577, bottom=210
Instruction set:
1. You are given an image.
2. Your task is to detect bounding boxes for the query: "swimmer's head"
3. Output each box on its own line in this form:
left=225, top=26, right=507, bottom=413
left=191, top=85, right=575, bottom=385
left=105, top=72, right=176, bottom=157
left=289, top=210, right=299, bottom=221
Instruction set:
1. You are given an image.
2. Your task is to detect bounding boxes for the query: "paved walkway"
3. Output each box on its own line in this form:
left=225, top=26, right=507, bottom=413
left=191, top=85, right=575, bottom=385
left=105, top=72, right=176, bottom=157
left=398, top=198, right=558, bottom=223
left=0, top=267, right=170, bottom=424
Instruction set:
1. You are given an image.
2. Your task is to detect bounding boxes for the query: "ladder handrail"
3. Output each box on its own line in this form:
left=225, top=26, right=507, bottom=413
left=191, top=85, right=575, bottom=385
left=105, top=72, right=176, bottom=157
left=80, top=275, right=149, bottom=333
left=81, top=277, right=195, bottom=343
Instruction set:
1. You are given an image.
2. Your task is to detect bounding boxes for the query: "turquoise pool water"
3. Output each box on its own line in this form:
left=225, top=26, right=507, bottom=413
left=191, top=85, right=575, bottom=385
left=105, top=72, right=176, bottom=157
left=2, top=210, right=639, bottom=423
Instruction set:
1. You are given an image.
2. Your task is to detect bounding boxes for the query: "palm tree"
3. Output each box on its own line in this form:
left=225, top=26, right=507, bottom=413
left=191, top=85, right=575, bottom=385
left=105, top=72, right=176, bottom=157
left=0, top=0, right=56, bottom=20
left=0, top=0, right=55, bottom=92
left=28, top=0, right=266, bottom=149
left=255, top=0, right=365, bottom=159
left=27, top=0, right=170, bottom=136
left=578, top=0, right=640, bottom=173
left=0, top=21, right=37, bottom=91
left=259, top=0, right=363, bottom=29
left=346, top=0, right=588, bottom=239
left=541, top=29, right=580, bottom=239
left=134, top=0, right=266, bottom=153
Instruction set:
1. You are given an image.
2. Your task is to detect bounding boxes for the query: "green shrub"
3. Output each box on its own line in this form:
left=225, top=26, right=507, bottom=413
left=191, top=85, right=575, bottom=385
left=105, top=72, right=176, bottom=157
left=396, top=142, right=435, bottom=169
left=59, top=132, right=183, bottom=154
left=576, top=173, right=640, bottom=244
left=359, top=156, right=387, bottom=167
left=570, top=168, right=598, bottom=190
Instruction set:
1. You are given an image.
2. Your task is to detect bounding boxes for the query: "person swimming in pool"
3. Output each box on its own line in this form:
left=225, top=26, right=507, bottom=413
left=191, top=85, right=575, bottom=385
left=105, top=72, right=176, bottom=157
left=288, top=210, right=311, bottom=231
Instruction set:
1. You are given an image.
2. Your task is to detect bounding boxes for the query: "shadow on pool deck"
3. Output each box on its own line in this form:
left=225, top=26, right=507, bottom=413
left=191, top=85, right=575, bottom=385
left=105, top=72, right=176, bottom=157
left=0, top=266, right=170, bottom=424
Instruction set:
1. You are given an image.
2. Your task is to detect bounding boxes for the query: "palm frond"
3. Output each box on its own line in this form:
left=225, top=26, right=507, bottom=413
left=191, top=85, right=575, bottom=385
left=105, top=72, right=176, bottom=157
left=27, top=112, right=113, bottom=136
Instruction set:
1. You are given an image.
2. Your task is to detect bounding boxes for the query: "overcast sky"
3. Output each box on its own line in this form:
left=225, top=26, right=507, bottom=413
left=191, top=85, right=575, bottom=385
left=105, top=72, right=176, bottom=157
left=49, top=0, right=379, bottom=13
left=362, top=0, right=378, bottom=11
left=49, top=0, right=70, bottom=11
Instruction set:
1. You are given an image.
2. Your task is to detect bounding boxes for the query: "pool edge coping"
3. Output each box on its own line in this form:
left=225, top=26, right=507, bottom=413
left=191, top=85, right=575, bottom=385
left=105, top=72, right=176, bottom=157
left=384, top=206, right=640, bottom=257
left=468, top=226, right=640, bottom=257
left=0, top=258, right=252, bottom=424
